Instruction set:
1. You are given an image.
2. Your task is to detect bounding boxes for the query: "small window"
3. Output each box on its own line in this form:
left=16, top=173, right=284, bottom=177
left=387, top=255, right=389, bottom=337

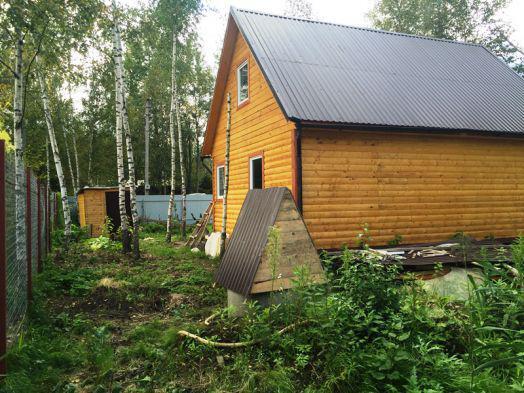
left=216, top=165, right=225, bottom=198
left=237, top=60, right=249, bottom=105
left=249, top=156, right=263, bottom=189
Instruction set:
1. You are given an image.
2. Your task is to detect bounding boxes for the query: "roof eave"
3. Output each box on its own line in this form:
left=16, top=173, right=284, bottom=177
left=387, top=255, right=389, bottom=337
left=298, top=120, right=524, bottom=138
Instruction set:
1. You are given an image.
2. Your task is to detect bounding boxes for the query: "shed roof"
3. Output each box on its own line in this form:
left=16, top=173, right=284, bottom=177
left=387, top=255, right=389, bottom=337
left=203, top=8, right=524, bottom=154
left=215, top=187, right=287, bottom=296
left=77, top=186, right=119, bottom=195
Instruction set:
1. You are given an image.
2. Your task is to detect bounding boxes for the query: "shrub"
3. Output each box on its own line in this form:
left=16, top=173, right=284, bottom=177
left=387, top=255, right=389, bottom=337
left=52, top=224, right=88, bottom=247
left=177, top=237, right=524, bottom=392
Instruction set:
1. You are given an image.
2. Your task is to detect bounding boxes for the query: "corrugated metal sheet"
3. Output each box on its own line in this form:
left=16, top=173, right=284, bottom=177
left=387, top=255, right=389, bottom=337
left=232, top=8, right=524, bottom=134
left=215, top=187, right=286, bottom=296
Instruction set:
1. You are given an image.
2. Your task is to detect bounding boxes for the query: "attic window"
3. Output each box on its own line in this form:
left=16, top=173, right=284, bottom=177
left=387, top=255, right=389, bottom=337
left=216, top=165, right=225, bottom=198
left=237, top=60, right=249, bottom=105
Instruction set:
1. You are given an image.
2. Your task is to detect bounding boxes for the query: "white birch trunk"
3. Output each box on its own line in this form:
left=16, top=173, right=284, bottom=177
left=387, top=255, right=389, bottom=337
left=166, top=33, right=178, bottom=243
left=194, top=112, right=200, bottom=193
left=88, top=122, right=95, bottom=185
left=144, top=97, right=151, bottom=195
left=61, top=120, right=76, bottom=195
left=112, top=0, right=140, bottom=258
left=121, top=92, right=140, bottom=259
left=172, top=35, right=187, bottom=239
left=220, top=93, right=231, bottom=255
left=72, top=129, right=80, bottom=193
left=114, top=72, right=130, bottom=252
left=37, top=68, right=72, bottom=245
left=46, top=138, right=50, bottom=194
left=68, top=84, right=81, bottom=193
left=13, top=31, right=26, bottom=268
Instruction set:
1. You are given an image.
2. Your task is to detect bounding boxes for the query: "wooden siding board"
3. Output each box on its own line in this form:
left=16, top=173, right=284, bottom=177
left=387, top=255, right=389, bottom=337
left=80, top=190, right=109, bottom=237
left=302, top=129, right=524, bottom=249
left=211, top=32, right=295, bottom=233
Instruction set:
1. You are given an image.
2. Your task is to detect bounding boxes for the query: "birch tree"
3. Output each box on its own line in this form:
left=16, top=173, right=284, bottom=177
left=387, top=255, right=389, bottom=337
left=144, top=97, right=151, bottom=195
left=172, top=36, right=187, bottom=239
left=68, top=84, right=81, bottom=193
left=166, top=33, right=179, bottom=243
left=37, top=67, right=72, bottom=245
left=121, top=92, right=141, bottom=259
left=58, top=108, right=77, bottom=194
left=13, top=31, right=26, bottom=272
left=220, top=93, right=231, bottom=255
left=87, top=121, right=96, bottom=185
left=72, top=129, right=81, bottom=192
left=112, top=0, right=140, bottom=259
left=114, top=73, right=130, bottom=253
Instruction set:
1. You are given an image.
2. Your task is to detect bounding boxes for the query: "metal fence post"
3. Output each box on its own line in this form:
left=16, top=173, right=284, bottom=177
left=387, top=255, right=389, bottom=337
left=37, top=180, right=42, bottom=273
left=46, top=189, right=50, bottom=253
left=0, top=140, right=7, bottom=376
left=25, top=169, right=32, bottom=301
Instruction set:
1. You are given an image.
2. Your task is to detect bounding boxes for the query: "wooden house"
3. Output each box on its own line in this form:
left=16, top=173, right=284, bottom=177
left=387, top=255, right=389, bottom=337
left=202, top=8, right=524, bottom=250
left=77, top=187, right=130, bottom=237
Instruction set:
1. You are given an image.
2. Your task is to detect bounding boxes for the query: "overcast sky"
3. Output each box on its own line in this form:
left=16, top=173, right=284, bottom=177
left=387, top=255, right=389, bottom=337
left=190, top=0, right=524, bottom=70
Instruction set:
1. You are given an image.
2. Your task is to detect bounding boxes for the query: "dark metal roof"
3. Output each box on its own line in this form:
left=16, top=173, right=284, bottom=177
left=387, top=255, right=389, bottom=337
left=232, top=8, right=524, bottom=134
left=215, top=187, right=287, bottom=296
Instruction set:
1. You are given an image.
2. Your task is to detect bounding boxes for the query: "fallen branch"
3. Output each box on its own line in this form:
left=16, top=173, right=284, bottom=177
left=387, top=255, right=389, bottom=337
left=204, top=311, right=220, bottom=326
left=178, top=320, right=309, bottom=348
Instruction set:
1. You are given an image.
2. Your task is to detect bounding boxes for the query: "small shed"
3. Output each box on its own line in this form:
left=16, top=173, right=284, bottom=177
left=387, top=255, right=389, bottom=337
left=77, top=187, right=130, bottom=237
left=215, top=187, right=324, bottom=299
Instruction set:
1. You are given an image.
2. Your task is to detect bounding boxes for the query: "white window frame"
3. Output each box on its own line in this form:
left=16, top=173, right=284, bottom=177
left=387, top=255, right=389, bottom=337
left=237, top=60, right=249, bottom=105
left=216, top=165, right=225, bottom=198
left=249, top=155, right=263, bottom=190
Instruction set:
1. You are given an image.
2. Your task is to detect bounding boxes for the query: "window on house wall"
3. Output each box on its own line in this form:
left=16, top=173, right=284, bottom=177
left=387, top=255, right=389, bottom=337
left=237, top=60, right=249, bottom=105
left=249, top=156, right=263, bottom=189
left=216, top=165, right=225, bottom=198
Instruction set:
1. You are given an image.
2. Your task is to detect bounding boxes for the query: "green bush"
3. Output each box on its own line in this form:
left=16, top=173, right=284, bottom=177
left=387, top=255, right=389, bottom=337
left=51, top=224, right=89, bottom=247
left=179, top=238, right=524, bottom=392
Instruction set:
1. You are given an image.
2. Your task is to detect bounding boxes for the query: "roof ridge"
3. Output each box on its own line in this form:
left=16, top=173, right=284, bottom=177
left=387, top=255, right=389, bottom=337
left=232, top=6, right=482, bottom=48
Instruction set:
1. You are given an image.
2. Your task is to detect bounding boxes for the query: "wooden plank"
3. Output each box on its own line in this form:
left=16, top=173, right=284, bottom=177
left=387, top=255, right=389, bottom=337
left=250, top=273, right=325, bottom=294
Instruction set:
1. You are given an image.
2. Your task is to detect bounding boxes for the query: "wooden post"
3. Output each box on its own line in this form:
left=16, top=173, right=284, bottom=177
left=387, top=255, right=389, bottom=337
left=0, top=140, right=7, bottom=376
left=25, top=169, right=32, bottom=301
left=37, top=180, right=42, bottom=273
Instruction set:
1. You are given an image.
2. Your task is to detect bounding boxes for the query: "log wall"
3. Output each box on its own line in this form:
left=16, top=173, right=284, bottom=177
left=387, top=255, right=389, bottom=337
left=302, top=129, right=524, bottom=249
left=78, top=190, right=107, bottom=237
left=211, top=31, right=295, bottom=233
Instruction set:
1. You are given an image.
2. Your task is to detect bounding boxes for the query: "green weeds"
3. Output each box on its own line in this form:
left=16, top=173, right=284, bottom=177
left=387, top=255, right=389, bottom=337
left=5, top=230, right=524, bottom=392
left=4, top=231, right=223, bottom=392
